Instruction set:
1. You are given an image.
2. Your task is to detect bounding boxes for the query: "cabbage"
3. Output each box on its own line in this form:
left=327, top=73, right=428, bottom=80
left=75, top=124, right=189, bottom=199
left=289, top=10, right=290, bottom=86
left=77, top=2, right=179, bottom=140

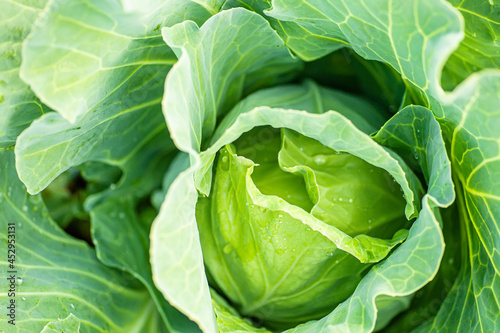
left=1, top=0, right=498, bottom=332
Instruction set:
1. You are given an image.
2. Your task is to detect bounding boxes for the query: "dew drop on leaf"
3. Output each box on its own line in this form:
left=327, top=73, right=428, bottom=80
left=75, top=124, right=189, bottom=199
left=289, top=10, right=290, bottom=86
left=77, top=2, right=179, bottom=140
left=314, top=155, right=327, bottom=165
left=220, top=155, right=229, bottom=170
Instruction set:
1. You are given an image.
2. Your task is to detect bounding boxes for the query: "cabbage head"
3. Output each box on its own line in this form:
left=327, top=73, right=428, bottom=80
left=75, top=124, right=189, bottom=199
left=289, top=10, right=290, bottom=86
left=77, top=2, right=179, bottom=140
left=1, top=0, right=498, bottom=332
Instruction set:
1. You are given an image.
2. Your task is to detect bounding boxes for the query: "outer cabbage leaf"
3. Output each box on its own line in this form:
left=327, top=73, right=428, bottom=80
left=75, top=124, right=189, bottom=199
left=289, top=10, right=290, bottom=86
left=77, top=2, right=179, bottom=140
left=222, top=0, right=349, bottom=61
left=150, top=8, right=301, bottom=333
left=442, top=0, right=500, bottom=90
left=161, top=8, right=301, bottom=152
left=151, top=152, right=190, bottom=209
left=13, top=0, right=215, bottom=330
left=0, top=149, right=160, bottom=332
left=19, top=0, right=213, bottom=123
left=266, top=0, right=462, bottom=95
left=224, top=0, right=408, bottom=113
left=90, top=195, right=199, bottom=333
left=0, top=0, right=50, bottom=147
left=225, top=0, right=499, bottom=92
left=381, top=200, right=462, bottom=332
left=373, top=105, right=455, bottom=207
left=424, top=72, right=500, bottom=333
left=15, top=0, right=215, bottom=194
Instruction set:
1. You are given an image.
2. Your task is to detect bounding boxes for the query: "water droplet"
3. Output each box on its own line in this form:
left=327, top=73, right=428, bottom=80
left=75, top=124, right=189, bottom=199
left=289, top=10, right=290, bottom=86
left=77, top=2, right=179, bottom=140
left=314, top=155, right=327, bottom=165
left=326, top=252, right=334, bottom=257
left=16, top=278, right=23, bottom=285
left=414, top=155, right=419, bottom=160
left=22, top=297, right=26, bottom=301
left=278, top=214, right=283, bottom=218
left=368, top=219, right=372, bottom=223
left=368, top=226, right=372, bottom=230
left=306, top=228, right=311, bottom=231
left=338, top=198, right=343, bottom=202
left=118, top=212, right=125, bottom=219
left=276, top=248, right=285, bottom=255
left=70, top=303, right=75, bottom=309
left=223, top=244, right=232, bottom=254
left=334, top=150, right=340, bottom=155
left=448, top=258, right=454, bottom=264
left=299, top=147, right=304, bottom=151
left=417, top=129, right=420, bottom=133
left=348, top=198, right=353, bottom=203
left=110, top=184, right=116, bottom=190
left=22, top=205, right=28, bottom=212
left=220, top=155, right=229, bottom=170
